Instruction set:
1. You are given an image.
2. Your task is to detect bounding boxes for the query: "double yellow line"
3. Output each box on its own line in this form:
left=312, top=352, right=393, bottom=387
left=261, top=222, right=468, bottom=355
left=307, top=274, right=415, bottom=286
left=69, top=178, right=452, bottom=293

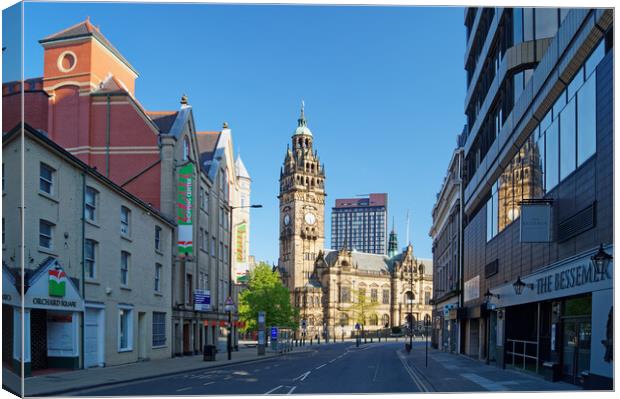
left=397, top=350, right=432, bottom=392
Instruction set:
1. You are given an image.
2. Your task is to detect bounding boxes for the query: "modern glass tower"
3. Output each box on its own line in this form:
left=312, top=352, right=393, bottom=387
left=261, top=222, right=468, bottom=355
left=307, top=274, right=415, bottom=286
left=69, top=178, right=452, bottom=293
left=331, top=193, right=387, bottom=255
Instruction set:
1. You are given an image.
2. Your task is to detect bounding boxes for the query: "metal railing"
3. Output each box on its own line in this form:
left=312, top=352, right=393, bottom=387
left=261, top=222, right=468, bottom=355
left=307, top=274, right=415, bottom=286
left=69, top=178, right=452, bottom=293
left=505, top=339, right=539, bottom=373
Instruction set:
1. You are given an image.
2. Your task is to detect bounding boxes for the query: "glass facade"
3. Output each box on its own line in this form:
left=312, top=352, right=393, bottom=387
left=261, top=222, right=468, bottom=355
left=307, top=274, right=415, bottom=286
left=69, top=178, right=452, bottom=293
left=331, top=200, right=387, bottom=254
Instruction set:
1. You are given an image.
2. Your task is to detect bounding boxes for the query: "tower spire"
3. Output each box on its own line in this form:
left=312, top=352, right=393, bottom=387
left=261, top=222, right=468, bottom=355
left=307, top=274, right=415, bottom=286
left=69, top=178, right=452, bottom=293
left=298, top=99, right=307, bottom=127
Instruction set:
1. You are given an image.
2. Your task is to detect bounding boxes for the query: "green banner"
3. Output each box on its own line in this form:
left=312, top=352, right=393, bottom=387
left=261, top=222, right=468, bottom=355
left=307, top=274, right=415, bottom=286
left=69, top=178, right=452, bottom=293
left=177, top=163, right=194, bottom=255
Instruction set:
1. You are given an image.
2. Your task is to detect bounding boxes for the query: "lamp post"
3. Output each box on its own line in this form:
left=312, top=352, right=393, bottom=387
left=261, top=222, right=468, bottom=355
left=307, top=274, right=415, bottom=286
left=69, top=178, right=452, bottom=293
left=483, top=289, right=500, bottom=365
left=591, top=243, right=613, bottom=275
left=227, top=204, right=262, bottom=361
left=406, top=260, right=422, bottom=353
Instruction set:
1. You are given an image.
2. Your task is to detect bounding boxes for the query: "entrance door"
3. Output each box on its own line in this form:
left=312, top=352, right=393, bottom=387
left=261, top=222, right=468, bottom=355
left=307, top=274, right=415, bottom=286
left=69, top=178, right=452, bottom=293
left=30, top=309, right=48, bottom=370
left=562, top=318, right=592, bottom=384
left=183, top=323, right=190, bottom=355
left=138, top=312, right=147, bottom=360
left=84, top=308, right=103, bottom=368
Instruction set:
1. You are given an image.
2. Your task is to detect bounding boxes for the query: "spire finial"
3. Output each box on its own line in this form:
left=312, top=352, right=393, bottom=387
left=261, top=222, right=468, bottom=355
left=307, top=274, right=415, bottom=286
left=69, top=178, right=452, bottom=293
left=223, top=121, right=229, bottom=129
left=180, top=94, right=188, bottom=105
left=298, top=99, right=307, bottom=127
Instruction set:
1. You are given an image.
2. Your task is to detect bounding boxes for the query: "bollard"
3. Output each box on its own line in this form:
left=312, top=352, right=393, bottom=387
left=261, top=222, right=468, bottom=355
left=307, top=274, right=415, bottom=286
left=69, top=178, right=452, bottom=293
left=371, top=337, right=373, bottom=343
left=310, top=338, right=313, bottom=345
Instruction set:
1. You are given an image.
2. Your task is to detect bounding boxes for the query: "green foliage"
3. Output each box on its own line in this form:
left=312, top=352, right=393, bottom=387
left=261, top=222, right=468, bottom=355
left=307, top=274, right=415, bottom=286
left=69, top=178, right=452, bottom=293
left=343, top=288, right=380, bottom=331
left=238, top=263, right=297, bottom=332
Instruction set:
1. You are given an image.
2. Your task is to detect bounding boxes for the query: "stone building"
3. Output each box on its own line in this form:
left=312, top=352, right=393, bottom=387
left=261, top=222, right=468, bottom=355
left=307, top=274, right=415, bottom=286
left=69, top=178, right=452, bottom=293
left=2, top=124, right=174, bottom=375
left=277, top=105, right=433, bottom=339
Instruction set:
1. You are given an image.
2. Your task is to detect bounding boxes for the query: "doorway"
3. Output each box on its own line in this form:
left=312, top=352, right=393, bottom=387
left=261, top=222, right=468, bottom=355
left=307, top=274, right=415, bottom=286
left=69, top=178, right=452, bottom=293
left=183, top=323, right=190, bottom=355
left=138, top=312, right=147, bottom=360
left=562, top=317, right=592, bottom=384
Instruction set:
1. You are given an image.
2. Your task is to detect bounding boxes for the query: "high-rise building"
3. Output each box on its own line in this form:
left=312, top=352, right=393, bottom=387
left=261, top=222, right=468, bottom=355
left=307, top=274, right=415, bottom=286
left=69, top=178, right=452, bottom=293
left=460, top=7, right=613, bottom=389
left=331, top=193, right=388, bottom=255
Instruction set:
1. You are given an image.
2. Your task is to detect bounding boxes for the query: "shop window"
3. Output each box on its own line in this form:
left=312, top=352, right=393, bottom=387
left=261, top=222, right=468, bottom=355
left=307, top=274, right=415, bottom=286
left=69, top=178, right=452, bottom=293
left=39, top=220, right=54, bottom=249
left=85, top=239, right=97, bottom=279
left=118, top=307, right=133, bottom=351
left=39, top=163, right=54, bottom=195
left=152, top=312, right=166, bottom=347
left=85, top=186, right=98, bottom=222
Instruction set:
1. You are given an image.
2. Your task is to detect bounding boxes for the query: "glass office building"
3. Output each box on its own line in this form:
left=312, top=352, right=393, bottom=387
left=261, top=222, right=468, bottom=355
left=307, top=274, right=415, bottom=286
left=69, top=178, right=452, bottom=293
left=331, top=193, right=387, bottom=255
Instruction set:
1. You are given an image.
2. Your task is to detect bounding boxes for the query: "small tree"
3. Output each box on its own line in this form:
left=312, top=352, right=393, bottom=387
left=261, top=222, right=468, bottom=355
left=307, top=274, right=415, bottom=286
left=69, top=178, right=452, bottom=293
left=238, top=263, right=297, bottom=333
left=344, top=288, right=380, bottom=337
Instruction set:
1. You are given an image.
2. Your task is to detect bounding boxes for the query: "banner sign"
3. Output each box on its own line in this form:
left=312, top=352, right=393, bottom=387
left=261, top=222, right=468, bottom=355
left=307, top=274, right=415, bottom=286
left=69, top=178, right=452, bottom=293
left=464, top=275, right=480, bottom=303
left=194, top=289, right=211, bottom=311
left=177, top=163, right=194, bottom=256
left=235, top=222, right=247, bottom=262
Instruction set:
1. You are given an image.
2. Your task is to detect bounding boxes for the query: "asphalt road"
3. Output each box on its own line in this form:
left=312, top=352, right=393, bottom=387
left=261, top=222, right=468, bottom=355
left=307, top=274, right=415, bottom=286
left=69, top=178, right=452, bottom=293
left=69, top=341, right=427, bottom=396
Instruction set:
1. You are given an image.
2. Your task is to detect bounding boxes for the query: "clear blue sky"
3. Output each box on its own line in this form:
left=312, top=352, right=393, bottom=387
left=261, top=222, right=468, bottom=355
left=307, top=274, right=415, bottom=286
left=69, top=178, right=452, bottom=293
left=10, top=2, right=466, bottom=264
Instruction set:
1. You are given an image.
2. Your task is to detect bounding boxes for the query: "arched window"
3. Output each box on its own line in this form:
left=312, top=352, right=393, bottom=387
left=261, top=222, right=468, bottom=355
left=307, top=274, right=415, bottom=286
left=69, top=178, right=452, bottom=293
left=382, top=314, right=390, bottom=328
left=405, top=291, right=415, bottom=304
left=182, top=136, right=190, bottom=161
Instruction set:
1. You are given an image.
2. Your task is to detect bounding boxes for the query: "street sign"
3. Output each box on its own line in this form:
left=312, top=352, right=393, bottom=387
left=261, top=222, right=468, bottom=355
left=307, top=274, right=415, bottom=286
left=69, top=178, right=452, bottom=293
left=271, top=327, right=278, bottom=341
left=193, top=289, right=211, bottom=311
left=355, top=323, right=361, bottom=330
left=258, top=311, right=265, bottom=324
left=224, top=296, right=235, bottom=312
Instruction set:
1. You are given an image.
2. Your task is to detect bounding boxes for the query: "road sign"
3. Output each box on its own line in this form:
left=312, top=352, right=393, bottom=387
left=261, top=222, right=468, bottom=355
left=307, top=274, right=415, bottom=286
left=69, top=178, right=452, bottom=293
left=355, top=323, right=361, bottom=330
left=258, top=311, right=265, bottom=323
left=271, top=327, right=278, bottom=341
left=224, top=296, right=235, bottom=312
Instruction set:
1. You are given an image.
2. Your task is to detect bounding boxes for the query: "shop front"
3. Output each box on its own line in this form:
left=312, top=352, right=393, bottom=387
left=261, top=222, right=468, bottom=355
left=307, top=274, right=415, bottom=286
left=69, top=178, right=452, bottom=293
left=10, top=258, right=84, bottom=376
left=489, top=245, right=613, bottom=389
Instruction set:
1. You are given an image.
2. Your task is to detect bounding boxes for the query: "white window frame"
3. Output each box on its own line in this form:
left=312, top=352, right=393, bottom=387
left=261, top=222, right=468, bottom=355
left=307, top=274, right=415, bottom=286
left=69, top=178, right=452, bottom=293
left=118, top=305, right=134, bottom=352
left=39, top=219, right=54, bottom=249
left=121, top=251, right=130, bottom=286
left=85, top=239, right=97, bottom=280
left=155, top=263, right=162, bottom=292
left=85, top=186, right=98, bottom=222
left=39, top=162, right=54, bottom=195
left=120, top=206, right=130, bottom=236
left=152, top=312, right=166, bottom=348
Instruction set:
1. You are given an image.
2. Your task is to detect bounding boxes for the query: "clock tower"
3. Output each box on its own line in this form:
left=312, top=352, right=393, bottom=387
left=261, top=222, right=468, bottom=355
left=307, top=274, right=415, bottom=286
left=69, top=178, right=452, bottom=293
left=278, top=103, right=326, bottom=294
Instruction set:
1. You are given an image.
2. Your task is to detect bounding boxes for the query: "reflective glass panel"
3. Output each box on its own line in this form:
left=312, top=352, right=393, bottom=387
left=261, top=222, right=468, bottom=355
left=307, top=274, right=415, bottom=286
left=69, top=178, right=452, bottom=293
left=535, top=8, right=558, bottom=39
left=545, top=118, right=559, bottom=191
left=577, top=72, right=597, bottom=166
left=523, top=8, right=534, bottom=41
left=513, top=8, right=523, bottom=44
left=560, top=96, right=577, bottom=180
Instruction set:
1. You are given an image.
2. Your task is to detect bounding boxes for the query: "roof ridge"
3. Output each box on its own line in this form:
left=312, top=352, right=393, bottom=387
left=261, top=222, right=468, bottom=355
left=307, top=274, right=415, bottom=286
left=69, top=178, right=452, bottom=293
left=41, top=18, right=92, bottom=41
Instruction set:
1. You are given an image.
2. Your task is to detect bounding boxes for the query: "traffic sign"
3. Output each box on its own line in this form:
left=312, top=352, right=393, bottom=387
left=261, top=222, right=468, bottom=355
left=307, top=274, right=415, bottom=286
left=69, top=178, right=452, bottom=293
left=355, top=323, right=361, bottom=330
left=258, top=311, right=265, bottom=323
left=224, top=296, right=235, bottom=312
left=271, top=327, right=278, bottom=340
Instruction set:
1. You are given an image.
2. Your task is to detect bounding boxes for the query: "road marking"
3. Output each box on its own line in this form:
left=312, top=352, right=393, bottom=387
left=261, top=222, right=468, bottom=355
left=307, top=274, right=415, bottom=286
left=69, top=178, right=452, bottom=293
left=293, top=371, right=311, bottom=381
left=264, top=385, right=283, bottom=394
left=203, top=382, right=215, bottom=386
left=460, top=373, right=508, bottom=391
left=176, top=387, right=192, bottom=392
left=397, top=350, right=431, bottom=392
left=315, top=364, right=326, bottom=370
left=286, top=386, right=297, bottom=395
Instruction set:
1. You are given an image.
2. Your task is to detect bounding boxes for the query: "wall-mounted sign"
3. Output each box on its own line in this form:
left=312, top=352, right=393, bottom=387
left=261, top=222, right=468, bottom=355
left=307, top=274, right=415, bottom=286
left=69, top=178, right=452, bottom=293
left=520, top=203, right=551, bottom=242
left=464, top=276, right=480, bottom=303
left=177, top=163, right=194, bottom=256
left=194, top=289, right=211, bottom=311
left=25, top=259, right=83, bottom=311
left=49, top=267, right=67, bottom=297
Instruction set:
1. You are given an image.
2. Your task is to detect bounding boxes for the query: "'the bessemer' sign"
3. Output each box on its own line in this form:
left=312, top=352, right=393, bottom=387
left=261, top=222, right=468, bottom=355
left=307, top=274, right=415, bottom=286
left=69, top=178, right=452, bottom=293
left=493, top=247, right=613, bottom=308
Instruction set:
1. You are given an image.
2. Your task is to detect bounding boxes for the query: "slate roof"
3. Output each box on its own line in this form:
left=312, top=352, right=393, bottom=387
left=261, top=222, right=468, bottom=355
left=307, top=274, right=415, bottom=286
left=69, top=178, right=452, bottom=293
left=323, top=249, right=391, bottom=273
left=196, top=131, right=221, bottom=175
left=147, top=111, right=179, bottom=135
left=39, top=18, right=137, bottom=74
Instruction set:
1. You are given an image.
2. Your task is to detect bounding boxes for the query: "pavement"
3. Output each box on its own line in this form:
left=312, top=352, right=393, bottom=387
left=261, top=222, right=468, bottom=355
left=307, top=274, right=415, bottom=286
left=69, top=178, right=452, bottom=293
left=2, top=338, right=582, bottom=396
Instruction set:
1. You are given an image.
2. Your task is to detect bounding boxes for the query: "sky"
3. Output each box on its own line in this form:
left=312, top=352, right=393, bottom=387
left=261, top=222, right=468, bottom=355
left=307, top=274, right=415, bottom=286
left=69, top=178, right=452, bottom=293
left=4, top=1, right=466, bottom=265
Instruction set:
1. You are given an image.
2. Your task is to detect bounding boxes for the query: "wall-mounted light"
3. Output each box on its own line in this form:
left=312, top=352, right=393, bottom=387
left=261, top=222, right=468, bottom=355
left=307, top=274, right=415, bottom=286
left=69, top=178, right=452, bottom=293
left=591, top=243, right=612, bottom=275
left=512, top=276, right=533, bottom=295
left=484, top=288, right=500, bottom=300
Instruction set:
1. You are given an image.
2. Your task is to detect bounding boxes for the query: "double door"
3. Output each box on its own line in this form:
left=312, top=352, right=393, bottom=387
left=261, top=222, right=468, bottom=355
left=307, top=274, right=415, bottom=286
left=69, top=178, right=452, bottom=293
left=561, top=317, right=591, bottom=384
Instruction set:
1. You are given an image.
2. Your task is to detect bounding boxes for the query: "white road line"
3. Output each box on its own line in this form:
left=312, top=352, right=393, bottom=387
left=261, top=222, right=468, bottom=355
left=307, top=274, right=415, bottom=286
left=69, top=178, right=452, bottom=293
left=315, top=364, right=326, bottom=370
left=176, top=387, right=192, bottom=392
left=203, top=382, right=215, bottom=386
left=264, top=385, right=283, bottom=394
left=287, top=386, right=297, bottom=395
left=293, top=371, right=311, bottom=381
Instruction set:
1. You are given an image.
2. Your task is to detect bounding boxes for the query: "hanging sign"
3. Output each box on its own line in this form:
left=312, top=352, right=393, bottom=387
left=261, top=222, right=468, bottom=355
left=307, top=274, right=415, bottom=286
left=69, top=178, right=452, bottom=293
left=177, top=163, right=194, bottom=256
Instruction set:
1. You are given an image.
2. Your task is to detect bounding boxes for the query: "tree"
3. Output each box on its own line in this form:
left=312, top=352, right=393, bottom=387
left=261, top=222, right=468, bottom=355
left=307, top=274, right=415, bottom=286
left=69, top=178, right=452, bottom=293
left=344, top=288, right=380, bottom=336
left=238, top=263, right=297, bottom=332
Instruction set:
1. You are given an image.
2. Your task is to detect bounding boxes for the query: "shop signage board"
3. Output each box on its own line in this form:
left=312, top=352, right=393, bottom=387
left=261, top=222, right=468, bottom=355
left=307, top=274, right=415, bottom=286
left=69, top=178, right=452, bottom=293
left=194, top=289, right=211, bottom=311
left=24, top=259, right=83, bottom=311
left=177, top=163, right=194, bottom=256
left=463, top=276, right=480, bottom=303
left=520, top=203, right=552, bottom=242
left=494, top=246, right=613, bottom=307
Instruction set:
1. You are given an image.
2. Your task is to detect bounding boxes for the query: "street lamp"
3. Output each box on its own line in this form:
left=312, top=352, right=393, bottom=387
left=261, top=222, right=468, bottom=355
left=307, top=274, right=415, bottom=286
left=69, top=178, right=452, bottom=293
left=227, top=204, right=262, bottom=361
left=591, top=243, right=613, bottom=275
left=406, top=262, right=423, bottom=353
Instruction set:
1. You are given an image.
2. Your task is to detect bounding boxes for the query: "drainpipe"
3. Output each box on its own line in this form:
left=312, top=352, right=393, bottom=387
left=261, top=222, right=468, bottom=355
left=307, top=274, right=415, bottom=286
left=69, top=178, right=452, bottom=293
left=458, top=150, right=465, bottom=355
left=80, top=172, right=86, bottom=369
left=106, top=94, right=111, bottom=177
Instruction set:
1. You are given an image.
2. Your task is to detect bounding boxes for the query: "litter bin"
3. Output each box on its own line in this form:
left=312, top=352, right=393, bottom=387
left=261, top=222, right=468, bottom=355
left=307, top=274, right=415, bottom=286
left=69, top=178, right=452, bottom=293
left=203, top=345, right=217, bottom=361
left=542, top=362, right=560, bottom=382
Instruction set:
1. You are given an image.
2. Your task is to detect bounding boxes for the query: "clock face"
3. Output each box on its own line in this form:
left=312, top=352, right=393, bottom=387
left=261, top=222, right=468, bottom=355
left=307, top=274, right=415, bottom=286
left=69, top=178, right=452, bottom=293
left=304, top=212, right=317, bottom=225
left=284, top=214, right=291, bottom=226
